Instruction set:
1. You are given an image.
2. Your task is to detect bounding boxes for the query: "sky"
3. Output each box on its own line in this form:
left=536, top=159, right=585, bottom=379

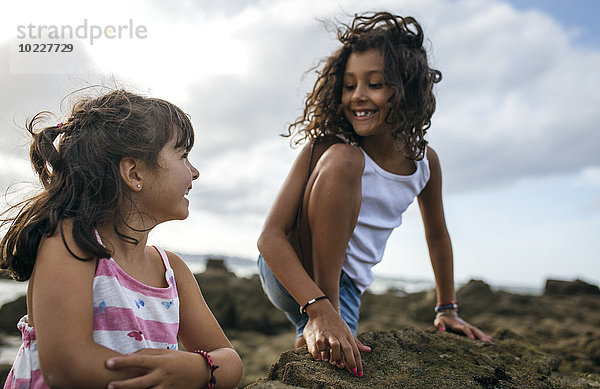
left=1, top=0, right=598, bottom=290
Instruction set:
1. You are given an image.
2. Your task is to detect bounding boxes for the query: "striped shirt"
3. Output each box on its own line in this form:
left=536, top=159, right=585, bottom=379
left=4, top=244, right=179, bottom=389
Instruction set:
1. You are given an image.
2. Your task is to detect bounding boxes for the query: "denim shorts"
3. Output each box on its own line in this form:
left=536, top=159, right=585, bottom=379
left=257, top=254, right=362, bottom=338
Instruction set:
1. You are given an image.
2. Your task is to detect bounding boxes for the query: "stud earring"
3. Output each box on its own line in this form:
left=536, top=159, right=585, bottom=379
left=136, top=184, right=141, bottom=189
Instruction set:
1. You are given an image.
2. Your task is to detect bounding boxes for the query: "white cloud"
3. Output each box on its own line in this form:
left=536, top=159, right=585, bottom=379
left=1, top=0, right=598, bottom=285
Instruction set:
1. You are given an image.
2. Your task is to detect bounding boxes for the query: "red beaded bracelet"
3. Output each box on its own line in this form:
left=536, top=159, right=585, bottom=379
left=193, top=350, right=219, bottom=389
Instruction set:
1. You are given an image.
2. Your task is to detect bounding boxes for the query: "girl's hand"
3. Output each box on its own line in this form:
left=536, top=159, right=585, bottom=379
left=105, top=348, right=207, bottom=389
left=434, top=312, right=492, bottom=342
left=303, top=302, right=370, bottom=377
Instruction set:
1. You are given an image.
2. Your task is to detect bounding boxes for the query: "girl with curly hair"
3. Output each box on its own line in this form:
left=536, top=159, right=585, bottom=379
left=257, top=11, right=490, bottom=377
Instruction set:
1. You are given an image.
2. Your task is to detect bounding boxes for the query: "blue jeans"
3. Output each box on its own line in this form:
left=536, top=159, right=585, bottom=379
left=257, top=255, right=361, bottom=338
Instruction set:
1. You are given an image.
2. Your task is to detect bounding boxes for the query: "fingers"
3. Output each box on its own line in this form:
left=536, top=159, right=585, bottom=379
left=107, top=374, right=155, bottom=389
left=354, top=336, right=371, bottom=353
left=434, top=316, right=446, bottom=331
left=462, top=326, right=475, bottom=340
left=472, top=327, right=493, bottom=342
left=315, top=334, right=328, bottom=361
left=306, top=333, right=328, bottom=361
left=320, top=350, right=329, bottom=361
left=328, top=337, right=342, bottom=364
left=339, top=336, right=360, bottom=375
left=305, top=336, right=320, bottom=360
left=306, top=333, right=363, bottom=376
left=435, top=315, right=492, bottom=342
left=302, top=316, right=365, bottom=376
left=106, top=355, right=153, bottom=371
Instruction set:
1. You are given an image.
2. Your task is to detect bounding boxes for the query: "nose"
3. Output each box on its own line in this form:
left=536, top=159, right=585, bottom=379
left=351, top=83, right=367, bottom=102
left=189, top=161, right=200, bottom=180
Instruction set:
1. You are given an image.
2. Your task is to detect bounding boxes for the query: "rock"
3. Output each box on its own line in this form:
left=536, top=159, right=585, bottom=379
left=247, top=328, right=568, bottom=388
left=0, top=364, right=12, bottom=386
left=0, top=296, right=26, bottom=335
left=194, top=258, right=290, bottom=334
left=456, top=279, right=498, bottom=315
left=544, top=279, right=600, bottom=296
left=205, top=257, right=235, bottom=275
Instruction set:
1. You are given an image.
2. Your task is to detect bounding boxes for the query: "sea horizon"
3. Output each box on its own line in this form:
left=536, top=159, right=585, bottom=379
left=0, top=253, right=548, bottom=310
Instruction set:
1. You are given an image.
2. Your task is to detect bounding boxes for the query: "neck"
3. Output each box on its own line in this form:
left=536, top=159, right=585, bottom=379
left=361, top=131, right=405, bottom=163
left=96, top=220, right=150, bottom=264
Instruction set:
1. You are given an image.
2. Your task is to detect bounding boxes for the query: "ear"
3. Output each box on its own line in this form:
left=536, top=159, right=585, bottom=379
left=120, top=157, right=143, bottom=191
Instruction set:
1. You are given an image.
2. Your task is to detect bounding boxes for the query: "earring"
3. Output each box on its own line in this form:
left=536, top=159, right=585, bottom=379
left=136, top=184, right=141, bottom=189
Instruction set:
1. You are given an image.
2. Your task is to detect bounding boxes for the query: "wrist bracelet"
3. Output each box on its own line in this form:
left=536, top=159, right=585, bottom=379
left=434, top=300, right=459, bottom=313
left=193, top=349, right=219, bottom=389
left=436, top=311, right=459, bottom=318
left=300, top=295, right=329, bottom=315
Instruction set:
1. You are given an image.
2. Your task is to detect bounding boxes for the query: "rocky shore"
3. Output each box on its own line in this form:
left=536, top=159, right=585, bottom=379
left=1, top=259, right=599, bottom=388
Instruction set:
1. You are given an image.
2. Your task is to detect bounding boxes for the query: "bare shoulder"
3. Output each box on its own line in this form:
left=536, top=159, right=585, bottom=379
left=163, top=250, right=196, bottom=282
left=328, top=142, right=363, bottom=158
left=37, top=219, right=93, bottom=263
left=319, top=142, right=364, bottom=171
left=30, top=219, right=96, bottom=326
left=163, top=250, right=184, bottom=268
left=425, top=146, right=440, bottom=166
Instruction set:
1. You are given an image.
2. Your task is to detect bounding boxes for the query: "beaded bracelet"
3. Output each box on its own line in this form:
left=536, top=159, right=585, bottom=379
left=193, top=350, right=219, bottom=389
left=434, top=300, right=459, bottom=313
left=300, top=295, right=329, bottom=315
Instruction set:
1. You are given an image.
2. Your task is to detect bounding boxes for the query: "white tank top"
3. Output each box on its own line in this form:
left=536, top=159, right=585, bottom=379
left=342, top=146, right=430, bottom=293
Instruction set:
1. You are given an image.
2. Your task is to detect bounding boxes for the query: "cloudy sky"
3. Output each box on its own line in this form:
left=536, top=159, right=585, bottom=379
left=1, top=0, right=598, bottom=289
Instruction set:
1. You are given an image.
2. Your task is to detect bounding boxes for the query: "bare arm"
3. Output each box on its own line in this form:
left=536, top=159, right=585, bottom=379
left=418, top=147, right=491, bottom=341
left=417, top=147, right=455, bottom=305
left=32, top=221, right=143, bottom=388
left=257, top=143, right=327, bottom=307
left=106, top=251, right=243, bottom=389
left=172, top=251, right=243, bottom=388
left=257, top=142, right=369, bottom=374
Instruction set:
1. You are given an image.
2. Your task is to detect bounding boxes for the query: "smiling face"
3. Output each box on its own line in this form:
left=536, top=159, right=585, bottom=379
left=139, top=138, right=199, bottom=224
left=341, top=49, right=394, bottom=139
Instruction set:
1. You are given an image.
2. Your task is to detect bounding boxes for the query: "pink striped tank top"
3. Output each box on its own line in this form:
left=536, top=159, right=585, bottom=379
left=4, top=239, right=179, bottom=389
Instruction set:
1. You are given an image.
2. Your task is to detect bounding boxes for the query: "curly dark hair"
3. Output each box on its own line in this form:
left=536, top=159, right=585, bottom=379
left=1, top=90, right=194, bottom=281
left=286, top=11, right=442, bottom=160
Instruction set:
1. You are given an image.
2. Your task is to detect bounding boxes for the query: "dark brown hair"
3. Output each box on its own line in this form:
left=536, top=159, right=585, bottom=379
left=287, top=11, right=442, bottom=160
left=1, top=90, right=194, bottom=281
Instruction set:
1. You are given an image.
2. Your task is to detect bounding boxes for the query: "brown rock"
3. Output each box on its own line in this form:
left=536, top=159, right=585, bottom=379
left=544, top=279, right=600, bottom=296
left=247, top=328, right=569, bottom=388
left=194, top=259, right=290, bottom=334
left=0, top=364, right=12, bottom=387
left=0, top=295, right=26, bottom=335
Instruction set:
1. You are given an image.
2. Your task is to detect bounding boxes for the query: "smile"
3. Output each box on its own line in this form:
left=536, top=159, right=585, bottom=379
left=353, top=110, right=377, bottom=119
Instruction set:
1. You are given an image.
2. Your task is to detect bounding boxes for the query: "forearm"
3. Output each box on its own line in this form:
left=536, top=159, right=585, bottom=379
left=258, top=229, right=325, bottom=306
left=427, top=233, right=456, bottom=304
left=40, top=343, right=143, bottom=389
left=208, top=347, right=243, bottom=389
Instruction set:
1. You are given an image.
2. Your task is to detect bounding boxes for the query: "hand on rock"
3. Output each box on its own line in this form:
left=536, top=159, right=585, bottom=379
left=435, top=312, right=492, bottom=342
left=302, top=300, right=370, bottom=377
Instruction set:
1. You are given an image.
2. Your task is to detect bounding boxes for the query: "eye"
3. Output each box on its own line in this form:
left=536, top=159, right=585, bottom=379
left=369, top=83, right=383, bottom=89
left=343, top=84, right=356, bottom=91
